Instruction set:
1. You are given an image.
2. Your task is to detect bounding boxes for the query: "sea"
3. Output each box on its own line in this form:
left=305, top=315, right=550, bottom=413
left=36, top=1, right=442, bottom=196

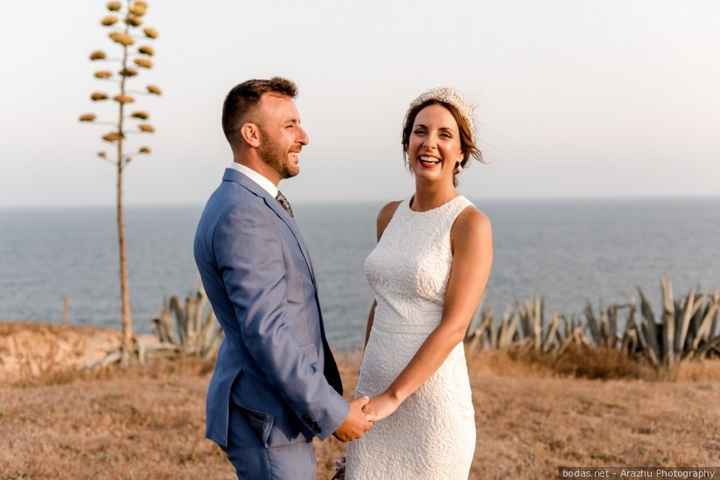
left=1, top=197, right=718, bottom=351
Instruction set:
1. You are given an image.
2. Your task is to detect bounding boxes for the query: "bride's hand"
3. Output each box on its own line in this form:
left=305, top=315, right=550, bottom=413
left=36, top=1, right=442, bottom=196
left=362, top=392, right=401, bottom=422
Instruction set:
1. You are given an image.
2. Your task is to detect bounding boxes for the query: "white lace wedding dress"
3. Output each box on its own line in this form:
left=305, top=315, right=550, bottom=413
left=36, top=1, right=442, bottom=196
left=345, top=195, right=477, bottom=480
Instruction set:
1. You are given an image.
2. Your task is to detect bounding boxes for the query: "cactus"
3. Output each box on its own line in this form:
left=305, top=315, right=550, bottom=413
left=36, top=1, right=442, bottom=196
left=465, top=275, right=720, bottom=371
left=152, top=289, right=224, bottom=359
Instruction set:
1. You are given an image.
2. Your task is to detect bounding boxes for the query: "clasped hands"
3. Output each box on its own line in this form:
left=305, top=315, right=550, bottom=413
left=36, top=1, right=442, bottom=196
left=333, top=392, right=401, bottom=442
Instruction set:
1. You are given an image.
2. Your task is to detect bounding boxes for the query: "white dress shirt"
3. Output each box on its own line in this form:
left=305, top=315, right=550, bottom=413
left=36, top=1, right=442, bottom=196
left=228, top=162, right=278, bottom=198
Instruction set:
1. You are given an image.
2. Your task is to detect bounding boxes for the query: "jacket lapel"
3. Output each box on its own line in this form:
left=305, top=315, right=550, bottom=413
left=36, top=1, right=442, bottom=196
left=223, top=169, right=317, bottom=285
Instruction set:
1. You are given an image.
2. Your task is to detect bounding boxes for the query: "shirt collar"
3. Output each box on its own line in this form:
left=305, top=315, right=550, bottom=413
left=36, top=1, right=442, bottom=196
left=228, top=162, right=278, bottom=198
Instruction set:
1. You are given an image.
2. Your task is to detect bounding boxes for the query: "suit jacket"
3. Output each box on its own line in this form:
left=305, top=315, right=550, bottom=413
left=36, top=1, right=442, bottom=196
left=194, top=168, right=348, bottom=448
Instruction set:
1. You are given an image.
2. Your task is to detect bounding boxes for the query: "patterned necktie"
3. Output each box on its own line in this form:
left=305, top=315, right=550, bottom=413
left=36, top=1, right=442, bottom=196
left=276, top=191, right=294, bottom=217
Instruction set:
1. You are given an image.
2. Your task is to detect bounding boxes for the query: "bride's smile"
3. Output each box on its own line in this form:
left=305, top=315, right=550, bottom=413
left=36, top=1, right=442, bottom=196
left=408, top=103, right=464, bottom=184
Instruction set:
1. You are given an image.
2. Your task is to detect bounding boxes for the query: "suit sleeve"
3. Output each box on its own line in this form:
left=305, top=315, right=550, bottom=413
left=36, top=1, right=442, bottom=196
left=213, top=204, right=349, bottom=439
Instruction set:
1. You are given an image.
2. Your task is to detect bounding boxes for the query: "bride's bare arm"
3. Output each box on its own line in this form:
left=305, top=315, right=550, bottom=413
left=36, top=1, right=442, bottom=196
left=363, top=201, right=402, bottom=350
left=364, top=207, right=493, bottom=421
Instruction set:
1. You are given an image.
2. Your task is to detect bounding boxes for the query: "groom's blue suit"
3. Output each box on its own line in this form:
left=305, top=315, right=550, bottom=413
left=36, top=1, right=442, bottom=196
left=194, top=168, right=349, bottom=478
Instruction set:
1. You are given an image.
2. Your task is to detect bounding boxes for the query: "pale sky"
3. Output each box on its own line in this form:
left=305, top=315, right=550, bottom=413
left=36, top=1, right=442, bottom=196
left=1, top=0, right=719, bottom=207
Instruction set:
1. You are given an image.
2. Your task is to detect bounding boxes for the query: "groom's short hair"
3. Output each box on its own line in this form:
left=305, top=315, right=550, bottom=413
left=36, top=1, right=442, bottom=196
left=222, top=77, right=298, bottom=146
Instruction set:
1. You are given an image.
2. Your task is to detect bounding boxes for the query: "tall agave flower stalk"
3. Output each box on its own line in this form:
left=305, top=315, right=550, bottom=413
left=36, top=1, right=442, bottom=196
left=465, top=275, right=720, bottom=370
left=79, top=0, right=162, bottom=366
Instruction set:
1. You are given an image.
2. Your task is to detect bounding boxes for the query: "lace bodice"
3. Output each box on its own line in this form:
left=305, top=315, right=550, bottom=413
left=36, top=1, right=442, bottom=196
left=364, top=195, right=473, bottom=331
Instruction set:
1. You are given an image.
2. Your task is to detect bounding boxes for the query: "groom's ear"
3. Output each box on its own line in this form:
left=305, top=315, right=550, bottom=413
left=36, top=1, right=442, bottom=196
left=239, top=122, right=261, bottom=148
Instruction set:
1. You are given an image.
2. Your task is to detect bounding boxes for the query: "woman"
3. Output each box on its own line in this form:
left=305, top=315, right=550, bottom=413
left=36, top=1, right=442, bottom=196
left=344, top=87, right=493, bottom=479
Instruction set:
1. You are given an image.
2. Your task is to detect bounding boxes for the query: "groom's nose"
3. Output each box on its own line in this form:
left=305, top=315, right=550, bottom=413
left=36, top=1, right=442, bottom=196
left=297, top=125, right=310, bottom=146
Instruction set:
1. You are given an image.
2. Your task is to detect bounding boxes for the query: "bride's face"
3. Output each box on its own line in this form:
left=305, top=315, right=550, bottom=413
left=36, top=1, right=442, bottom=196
left=407, top=104, right=463, bottom=185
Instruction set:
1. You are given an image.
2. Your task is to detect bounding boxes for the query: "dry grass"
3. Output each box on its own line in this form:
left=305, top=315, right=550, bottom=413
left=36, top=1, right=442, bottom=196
left=464, top=354, right=720, bottom=479
left=491, top=343, right=660, bottom=380
left=0, top=322, right=121, bottom=384
left=0, top=357, right=227, bottom=480
left=2, top=337, right=719, bottom=479
left=476, top=343, right=720, bottom=382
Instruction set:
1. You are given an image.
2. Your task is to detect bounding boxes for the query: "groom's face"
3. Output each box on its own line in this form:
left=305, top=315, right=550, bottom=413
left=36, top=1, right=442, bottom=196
left=256, top=93, right=309, bottom=180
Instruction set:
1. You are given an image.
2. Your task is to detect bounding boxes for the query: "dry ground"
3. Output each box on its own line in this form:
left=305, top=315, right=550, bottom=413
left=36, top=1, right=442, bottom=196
left=1, top=327, right=719, bottom=479
left=0, top=322, right=121, bottom=382
left=0, top=322, right=160, bottom=384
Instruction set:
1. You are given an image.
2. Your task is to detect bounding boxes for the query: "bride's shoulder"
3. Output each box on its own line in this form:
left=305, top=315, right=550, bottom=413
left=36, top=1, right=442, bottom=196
left=378, top=200, right=402, bottom=220
left=456, top=201, right=491, bottom=227
left=451, top=203, right=492, bottom=246
left=376, top=200, right=403, bottom=240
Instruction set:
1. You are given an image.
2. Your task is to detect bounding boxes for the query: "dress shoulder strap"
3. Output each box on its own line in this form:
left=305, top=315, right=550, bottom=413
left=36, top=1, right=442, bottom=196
left=377, top=199, right=406, bottom=240
left=446, top=195, right=474, bottom=221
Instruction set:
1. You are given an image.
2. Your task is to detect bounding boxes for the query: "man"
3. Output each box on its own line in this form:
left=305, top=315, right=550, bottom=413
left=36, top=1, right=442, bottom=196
left=194, top=77, right=373, bottom=478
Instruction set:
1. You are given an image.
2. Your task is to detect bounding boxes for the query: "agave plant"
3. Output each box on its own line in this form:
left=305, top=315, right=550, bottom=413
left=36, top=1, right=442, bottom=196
left=134, top=57, right=152, bottom=69
left=118, top=67, right=138, bottom=77
left=143, top=27, right=158, bottom=39
left=113, top=94, right=135, bottom=104
left=109, top=31, right=135, bottom=46
left=129, top=1, right=147, bottom=17
left=78, top=0, right=161, bottom=366
left=125, top=15, right=142, bottom=27
left=465, top=275, right=720, bottom=370
left=101, top=15, right=119, bottom=26
left=90, top=91, right=109, bottom=101
left=102, top=131, right=124, bottom=142
left=89, top=50, right=107, bottom=61
left=152, top=289, right=224, bottom=359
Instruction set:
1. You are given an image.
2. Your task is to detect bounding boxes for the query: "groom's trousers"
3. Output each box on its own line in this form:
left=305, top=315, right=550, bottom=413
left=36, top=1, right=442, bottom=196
left=224, top=400, right=316, bottom=479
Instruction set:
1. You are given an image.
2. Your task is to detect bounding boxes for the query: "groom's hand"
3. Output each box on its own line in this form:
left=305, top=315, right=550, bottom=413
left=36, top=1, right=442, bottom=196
left=333, top=396, right=373, bottom=442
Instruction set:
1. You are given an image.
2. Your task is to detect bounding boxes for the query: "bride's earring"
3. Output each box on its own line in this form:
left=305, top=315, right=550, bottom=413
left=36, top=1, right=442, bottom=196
left=454, top=162, right=464, bottom=175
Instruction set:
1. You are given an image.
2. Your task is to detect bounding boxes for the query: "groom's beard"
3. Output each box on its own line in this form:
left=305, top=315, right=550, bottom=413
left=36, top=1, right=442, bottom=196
left=259, top=132, right=296, bottom=180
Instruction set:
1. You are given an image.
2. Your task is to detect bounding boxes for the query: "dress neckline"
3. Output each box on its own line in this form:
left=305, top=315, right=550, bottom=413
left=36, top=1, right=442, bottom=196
left=406, top=194, right=463, bottom=215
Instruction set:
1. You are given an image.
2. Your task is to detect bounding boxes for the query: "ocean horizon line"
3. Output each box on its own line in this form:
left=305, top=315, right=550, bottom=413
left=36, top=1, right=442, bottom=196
left=1, top=193, right=719, bottom=210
